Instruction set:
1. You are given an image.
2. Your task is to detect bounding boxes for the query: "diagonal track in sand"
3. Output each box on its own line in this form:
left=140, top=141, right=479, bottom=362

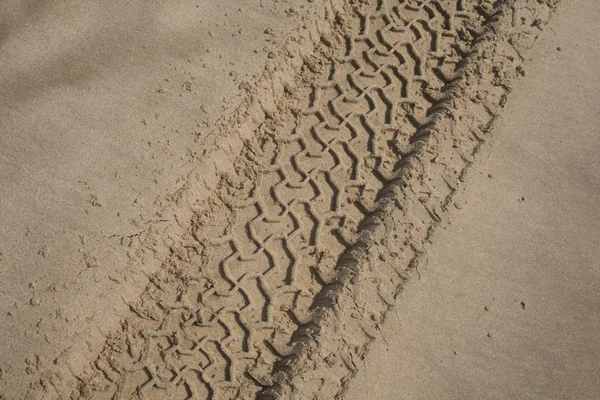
left=25, top=1, right=559, bottom=399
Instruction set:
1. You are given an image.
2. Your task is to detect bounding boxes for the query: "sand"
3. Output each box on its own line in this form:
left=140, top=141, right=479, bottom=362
left=0, top=1, right=325, bottom=397
left=344, top=0, right=600, bottom=398
left=2, top=0, right=595, bottom=399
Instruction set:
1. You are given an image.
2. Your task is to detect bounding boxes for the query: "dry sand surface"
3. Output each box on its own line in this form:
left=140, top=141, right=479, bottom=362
left=1, top=0, right=588, bottom=399
left=345, top=0, right=600, bottom=398
left=0, top=0, right=329, bottom=397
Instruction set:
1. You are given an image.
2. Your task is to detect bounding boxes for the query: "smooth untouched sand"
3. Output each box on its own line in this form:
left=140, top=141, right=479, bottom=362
left=344, top=0, right=600, bottom=398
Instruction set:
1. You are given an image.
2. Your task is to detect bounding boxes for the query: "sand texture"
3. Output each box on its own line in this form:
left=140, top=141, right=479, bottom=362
left=2, top=0, right=592, bottom=399
left=0, top=0, right=334, bottom=397
left=345, top=0, right=600, bottom=397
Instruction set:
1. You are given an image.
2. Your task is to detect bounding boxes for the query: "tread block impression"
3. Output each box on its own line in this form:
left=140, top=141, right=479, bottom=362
left=77, top=1, right=493, bottom=399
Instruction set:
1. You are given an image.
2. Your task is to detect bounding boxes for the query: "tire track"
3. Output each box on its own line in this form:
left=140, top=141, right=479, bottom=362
left=60, top=1, right=558, bottom=399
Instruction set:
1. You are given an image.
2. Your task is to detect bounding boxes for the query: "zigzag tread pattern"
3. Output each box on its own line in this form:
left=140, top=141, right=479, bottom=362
left=77, top=1, right=491, bottom=399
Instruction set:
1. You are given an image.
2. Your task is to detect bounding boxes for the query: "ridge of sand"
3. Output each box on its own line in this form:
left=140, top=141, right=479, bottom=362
left=266, top=1, right=560, bottom=398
